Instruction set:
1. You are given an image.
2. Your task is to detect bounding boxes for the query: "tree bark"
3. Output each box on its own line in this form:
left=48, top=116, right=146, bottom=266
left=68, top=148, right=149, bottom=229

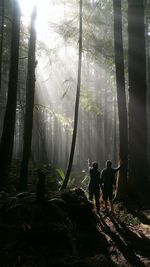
left=113, top=0, right=128, bottom=202
left=0, top=0, right=4, bottom=95
left=0, top=0, right=21, bottom=188
left=19, top=6, right=37, bottom=191
left=128, top=0, right=149, bottom=203
left=61, top=0, right=83, bottom=189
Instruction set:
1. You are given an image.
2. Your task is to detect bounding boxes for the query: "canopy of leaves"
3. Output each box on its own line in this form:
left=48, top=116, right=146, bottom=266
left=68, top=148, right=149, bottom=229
left=80, top=87, right=101, bottom=115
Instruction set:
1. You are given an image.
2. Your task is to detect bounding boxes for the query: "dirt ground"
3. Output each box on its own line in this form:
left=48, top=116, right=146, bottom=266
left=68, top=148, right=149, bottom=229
left=97, top=204, right=150, bottom=267
left=0, top=189, right=150, bottom=267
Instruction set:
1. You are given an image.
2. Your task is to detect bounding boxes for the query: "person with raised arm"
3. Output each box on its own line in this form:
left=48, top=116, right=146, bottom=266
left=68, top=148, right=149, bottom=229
left=101, top=160, right=121, bottom=212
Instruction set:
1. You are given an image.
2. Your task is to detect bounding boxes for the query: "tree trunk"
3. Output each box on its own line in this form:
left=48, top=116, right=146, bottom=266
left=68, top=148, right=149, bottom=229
left=145, top=0, right=150, bottom=181
left=113, top=0, right=128, bottom=202
left=128, top=0, right=149, bottom=203
left=113, top=97, right=118, bottom=165
left=61, top=0, right=83, bottom=190
left=104, top=89, right=108, bottom=161
left=0, top=0, right=4, bottom=95
left=0, top=0, right=21, bottom=188
left=19, top=6, right=37, bottom=191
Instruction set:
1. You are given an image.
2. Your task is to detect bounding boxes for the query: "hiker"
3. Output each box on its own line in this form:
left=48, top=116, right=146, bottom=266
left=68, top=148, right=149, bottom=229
left=101, top=160, right=121, bottom=212
left=88, top=160, right=101, bottom=214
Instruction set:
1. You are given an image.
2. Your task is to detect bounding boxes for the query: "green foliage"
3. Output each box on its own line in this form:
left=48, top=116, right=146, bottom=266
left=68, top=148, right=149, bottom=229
left=55, top=20, right=78, bottom=43
left=118, top=210, right=140, bottom=225
left=80, top=87, right=101, bottom=115
left=55, top=113, right=73, bottom=129
left=33, top=164, right=62, bottom=191
left=81, top=172, right=90, bottom=188
left=34, top=104, right=73, bottom=130
left=34, top=103, right=53, bottom=114
left=56, top=168, right=65, bottom=181
left=84, top=33, right=114, bottom=60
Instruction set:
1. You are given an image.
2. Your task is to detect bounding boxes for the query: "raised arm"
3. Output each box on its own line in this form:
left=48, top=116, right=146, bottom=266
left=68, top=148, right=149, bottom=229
left=87, top=158, right=92, bottom=170
left=114, top=160, right=123, bottom=172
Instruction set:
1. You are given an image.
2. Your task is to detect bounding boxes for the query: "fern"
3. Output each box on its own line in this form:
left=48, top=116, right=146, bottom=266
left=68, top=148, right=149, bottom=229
left=56, top=168, right=65, bottom=181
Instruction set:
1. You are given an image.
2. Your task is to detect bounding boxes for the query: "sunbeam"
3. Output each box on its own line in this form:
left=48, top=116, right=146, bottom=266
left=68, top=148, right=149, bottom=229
left=17, top=0, right=120, bottom=176
left=18, top=0, right=67, bottom=42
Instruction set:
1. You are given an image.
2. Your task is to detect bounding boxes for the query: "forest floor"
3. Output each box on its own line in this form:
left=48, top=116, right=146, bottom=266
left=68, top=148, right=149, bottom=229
left=97, top=204, right=150, bottom=267
left=0, top=187, right=150, bottom=267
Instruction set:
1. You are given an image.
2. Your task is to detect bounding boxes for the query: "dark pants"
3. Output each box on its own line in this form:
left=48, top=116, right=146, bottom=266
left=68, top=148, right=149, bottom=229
left=102, top=186, right=113, bottom=201
left=89, top=190, right=100, bottom=213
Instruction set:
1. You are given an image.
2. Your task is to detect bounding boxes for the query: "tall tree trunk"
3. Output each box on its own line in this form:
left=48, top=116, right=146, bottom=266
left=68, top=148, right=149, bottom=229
left=0, top=0, right=4, bottom=95
left=146, top=0, right=150, bottom=178
left=61, top=0, right=83, bottom=190
left=0, top=0, right=5, bottom=135
left=53, top=115, right=59, bottom=166
left=19, top=6, right=37, bottom=191
left=104, top=89, right=108, bottom=161
left=0, top=0, right=21, bottom=188
left=113, top=97, right=118, bottom=165
left=128, top=0, right=149, bottom=203
left=113, top=0, right=128, bottom=201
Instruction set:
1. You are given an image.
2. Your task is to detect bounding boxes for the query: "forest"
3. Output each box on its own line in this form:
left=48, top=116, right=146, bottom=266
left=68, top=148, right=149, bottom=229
left=0, top=0, right=150, bottom=266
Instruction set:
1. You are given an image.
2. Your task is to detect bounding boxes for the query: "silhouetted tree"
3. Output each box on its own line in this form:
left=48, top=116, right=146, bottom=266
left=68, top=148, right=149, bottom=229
left=146, top=0, right=150, bottom=172
left=19, top=6, right=37, bottom=191
left=128, top=0, right=149, bottom=203
left=113, top=0, right=128, bottom=201
left=61, top=0, right=83, bottom=189
left=0, top=0, right=4, bottom=95
left=0, top=0, right=21, bottom=188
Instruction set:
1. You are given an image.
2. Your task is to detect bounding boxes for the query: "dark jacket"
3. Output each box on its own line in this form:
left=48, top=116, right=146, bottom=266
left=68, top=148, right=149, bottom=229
left=100, top=166, right=120, bottom=189
left=89, top=168, right=101, bottom=193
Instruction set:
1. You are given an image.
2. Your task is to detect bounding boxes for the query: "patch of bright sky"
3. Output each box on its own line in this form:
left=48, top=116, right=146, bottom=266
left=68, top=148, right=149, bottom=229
left=18, top=0, right=66, bottom=45
left=18, top=0, right=78, bottom=105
